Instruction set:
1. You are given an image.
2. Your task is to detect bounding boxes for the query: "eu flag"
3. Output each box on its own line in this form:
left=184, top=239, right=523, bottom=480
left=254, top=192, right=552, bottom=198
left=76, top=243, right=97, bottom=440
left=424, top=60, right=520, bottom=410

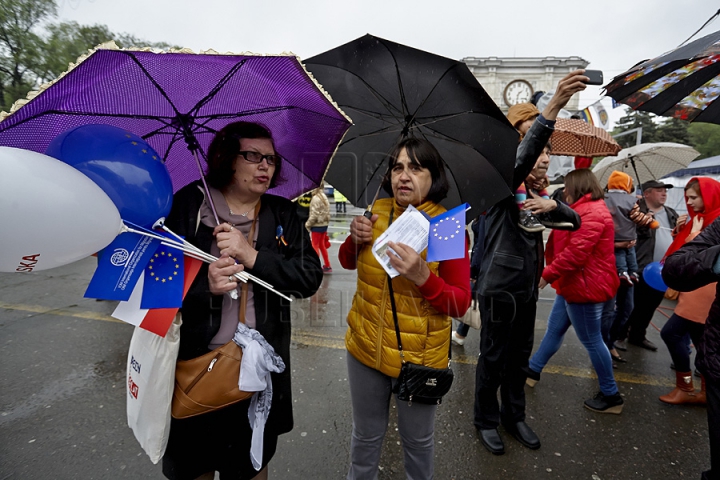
left=85, top=233, right=161, bottom=301
left=140, top=241, right=184, bottom=309
left=426, top=203, right=469, bottom=262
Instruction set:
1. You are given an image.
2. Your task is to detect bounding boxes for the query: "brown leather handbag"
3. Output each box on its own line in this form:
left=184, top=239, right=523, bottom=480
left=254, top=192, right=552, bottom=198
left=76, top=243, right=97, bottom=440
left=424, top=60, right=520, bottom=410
left=171, top=336, right=254, bottom=419
left=171, top=207, right=259, bottom=419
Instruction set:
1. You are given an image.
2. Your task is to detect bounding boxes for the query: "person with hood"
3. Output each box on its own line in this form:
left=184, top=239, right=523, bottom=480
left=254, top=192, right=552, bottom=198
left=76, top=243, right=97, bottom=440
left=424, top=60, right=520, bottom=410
left=658, top=177, right=720, bottom=406
left=605, top=170, right=659, bottom=286
left=662, top=184, right=720, bottom=480
left=525, top=169, right=623, bottom=414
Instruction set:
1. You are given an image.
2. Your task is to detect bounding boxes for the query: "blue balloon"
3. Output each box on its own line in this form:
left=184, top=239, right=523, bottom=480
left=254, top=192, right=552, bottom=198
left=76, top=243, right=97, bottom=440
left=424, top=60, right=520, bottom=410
left=643, top=261, right=668, bottom=292
left=46, top=124, right=173, bottom=228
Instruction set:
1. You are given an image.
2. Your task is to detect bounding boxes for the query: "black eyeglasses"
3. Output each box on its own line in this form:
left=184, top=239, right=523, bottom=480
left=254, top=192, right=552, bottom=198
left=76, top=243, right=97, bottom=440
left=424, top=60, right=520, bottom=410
left=238, top=151, right=281, bottom=166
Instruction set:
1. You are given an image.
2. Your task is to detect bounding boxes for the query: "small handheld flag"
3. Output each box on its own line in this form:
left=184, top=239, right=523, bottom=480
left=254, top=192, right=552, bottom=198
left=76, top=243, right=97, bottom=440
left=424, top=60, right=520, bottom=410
left=141, top=241, right=184, bottom=309
left=84, top=233, right=160, bottom=301
left=426, top=203, right=469, bottom=262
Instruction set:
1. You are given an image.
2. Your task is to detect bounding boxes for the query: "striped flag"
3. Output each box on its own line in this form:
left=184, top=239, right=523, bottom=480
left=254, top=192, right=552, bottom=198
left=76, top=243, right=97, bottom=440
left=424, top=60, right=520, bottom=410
left=577, top=108, right=595, bottom=125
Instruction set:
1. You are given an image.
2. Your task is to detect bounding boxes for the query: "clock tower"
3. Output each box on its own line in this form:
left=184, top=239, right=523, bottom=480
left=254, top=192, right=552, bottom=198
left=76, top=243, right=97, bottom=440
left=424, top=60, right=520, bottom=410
left=461, top=56, right=590, bottom=113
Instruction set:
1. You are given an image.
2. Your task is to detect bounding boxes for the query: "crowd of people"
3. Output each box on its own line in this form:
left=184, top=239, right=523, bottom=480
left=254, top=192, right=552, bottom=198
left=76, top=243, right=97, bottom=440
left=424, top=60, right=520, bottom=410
left=154, top=69, right=718, bottom=480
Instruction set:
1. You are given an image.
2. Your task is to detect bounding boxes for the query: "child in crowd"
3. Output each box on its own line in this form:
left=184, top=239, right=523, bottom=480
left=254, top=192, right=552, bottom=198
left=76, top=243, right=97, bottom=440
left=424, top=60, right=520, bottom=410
left=516, top=176, right=551, bottom=233
left=506, top=103, right=552, bottom=233
left=604, top=171, right=659, bottom=285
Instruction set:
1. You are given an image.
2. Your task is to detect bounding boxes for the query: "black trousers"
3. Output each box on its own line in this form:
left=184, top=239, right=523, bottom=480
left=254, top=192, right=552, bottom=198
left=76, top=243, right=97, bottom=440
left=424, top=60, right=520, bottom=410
left=703, top=376, right=720, bottom=480
left=474, top=294, right=536, bottom=430
left=622, top=271, right=666, bottom=342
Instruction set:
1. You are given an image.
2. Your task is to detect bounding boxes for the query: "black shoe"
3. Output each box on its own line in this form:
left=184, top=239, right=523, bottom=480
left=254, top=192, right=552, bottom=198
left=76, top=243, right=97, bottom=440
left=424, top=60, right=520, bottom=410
left=503, top=421, right=541, bottom=450
left=628, top=337, right=658, bottom=351
left=478, top=428, right=505, bottom=455
left=614, top=339, right=628, bottom=351
left=610, top=352, right=627, bottom=363
left=518, top=209, right=545, bottom=233
left=584, top=391, right=624, bottom=414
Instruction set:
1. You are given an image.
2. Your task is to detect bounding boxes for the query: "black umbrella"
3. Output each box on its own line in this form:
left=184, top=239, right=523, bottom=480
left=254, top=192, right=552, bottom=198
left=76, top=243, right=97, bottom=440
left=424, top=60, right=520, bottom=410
left=605, top=29, right=720, bottom=124
left=304, top=34, right=518, bottom=218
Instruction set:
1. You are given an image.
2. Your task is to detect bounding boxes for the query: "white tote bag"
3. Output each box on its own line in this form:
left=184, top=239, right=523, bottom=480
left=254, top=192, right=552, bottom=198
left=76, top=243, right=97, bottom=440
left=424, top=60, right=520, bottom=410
left=126, top=315, right=181, bottom=464
left=460, top=298, right=482, bottom=330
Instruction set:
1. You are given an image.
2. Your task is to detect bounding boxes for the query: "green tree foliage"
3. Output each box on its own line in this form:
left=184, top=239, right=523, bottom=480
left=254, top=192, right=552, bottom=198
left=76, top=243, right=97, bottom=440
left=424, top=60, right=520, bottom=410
left=0, top=0, right=56, bottom=109
left=0, top=0, right=173, bottom=111
left=612, top=109, right=657, bottom=148
left=688, top=123, right=720, bottom=159
left=613, top=108, right=719, bottom=159
left=655, top=117, right=690, bottom=145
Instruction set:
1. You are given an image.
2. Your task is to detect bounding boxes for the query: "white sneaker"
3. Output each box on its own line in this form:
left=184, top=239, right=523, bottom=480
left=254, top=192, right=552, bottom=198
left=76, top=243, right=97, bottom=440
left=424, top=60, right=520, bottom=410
left=451, top=331, right=466, bottom=346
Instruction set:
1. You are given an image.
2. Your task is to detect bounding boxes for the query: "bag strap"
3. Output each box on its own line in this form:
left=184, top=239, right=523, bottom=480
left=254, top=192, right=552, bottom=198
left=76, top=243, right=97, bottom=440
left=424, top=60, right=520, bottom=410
left=238, top=201, right=261, bottom=325
left=385, top=206, right=451, bottom=365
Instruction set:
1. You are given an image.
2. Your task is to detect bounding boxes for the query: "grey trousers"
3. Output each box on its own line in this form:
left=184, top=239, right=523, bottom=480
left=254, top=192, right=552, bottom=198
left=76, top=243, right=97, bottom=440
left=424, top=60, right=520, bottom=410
left=346, top=353, right=437, bottom=480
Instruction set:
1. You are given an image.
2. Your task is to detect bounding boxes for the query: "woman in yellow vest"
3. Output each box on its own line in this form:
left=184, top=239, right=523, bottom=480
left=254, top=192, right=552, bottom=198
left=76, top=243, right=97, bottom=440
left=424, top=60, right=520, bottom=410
left=338, top=138, right=471, bottom=479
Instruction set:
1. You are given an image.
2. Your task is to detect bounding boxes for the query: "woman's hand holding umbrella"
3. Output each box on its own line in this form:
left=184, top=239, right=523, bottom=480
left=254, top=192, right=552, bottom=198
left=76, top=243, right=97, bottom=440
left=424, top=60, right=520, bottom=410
left=350, top=214, right=378, bottom=245
left=208, top=254, right=245, bottom=296
left=214, top=223, right=259, bottom=270
left=387, top=241, right=430, bottom=286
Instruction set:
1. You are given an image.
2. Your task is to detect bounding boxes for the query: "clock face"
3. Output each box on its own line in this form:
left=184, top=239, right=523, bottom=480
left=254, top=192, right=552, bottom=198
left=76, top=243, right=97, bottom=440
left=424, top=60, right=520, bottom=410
left=504, top=80, right=533, bottom=106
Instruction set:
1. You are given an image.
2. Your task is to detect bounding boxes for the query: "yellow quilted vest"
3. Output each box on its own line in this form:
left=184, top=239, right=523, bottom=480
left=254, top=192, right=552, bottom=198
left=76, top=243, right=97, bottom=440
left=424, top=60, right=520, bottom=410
left=345, top=198, right=452, bottom=378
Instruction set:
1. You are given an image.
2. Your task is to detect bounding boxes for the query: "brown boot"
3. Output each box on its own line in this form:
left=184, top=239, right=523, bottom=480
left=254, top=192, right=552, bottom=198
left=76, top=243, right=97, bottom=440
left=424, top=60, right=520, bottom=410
left=659, top=371, right=705, bottom=405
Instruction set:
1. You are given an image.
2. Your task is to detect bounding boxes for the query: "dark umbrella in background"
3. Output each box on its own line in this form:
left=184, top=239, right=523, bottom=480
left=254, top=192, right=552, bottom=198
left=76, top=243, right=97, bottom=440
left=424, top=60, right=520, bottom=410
left=605, top=29, right=720, bottom=124
left=0, top=45, right=353, bottom=211
left=304, top=34, right=518, bottom=218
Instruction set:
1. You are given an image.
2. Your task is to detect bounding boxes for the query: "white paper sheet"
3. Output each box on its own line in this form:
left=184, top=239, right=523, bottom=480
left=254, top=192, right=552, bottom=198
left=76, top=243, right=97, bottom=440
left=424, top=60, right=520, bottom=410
left=372, top=205, right=430, bottom=278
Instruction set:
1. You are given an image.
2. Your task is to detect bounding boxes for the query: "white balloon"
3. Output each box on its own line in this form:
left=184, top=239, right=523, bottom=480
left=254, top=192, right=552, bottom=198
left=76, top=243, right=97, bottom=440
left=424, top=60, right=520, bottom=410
left=0, top=147, right=122, bottom=272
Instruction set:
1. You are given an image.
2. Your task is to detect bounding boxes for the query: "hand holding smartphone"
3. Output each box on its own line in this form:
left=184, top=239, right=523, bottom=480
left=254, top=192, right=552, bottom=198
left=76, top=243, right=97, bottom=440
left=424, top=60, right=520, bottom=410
left=583, top=70, right=604, bottom=86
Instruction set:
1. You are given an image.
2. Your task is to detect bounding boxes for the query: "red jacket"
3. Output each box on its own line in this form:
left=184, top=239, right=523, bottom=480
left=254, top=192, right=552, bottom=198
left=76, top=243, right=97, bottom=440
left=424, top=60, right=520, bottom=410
left=542, top=193, right=619, bottom=303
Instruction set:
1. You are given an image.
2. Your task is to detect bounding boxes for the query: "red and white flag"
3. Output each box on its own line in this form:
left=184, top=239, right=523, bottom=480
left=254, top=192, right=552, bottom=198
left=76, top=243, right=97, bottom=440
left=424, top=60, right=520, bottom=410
left=112, top=255, right=202, bottom=337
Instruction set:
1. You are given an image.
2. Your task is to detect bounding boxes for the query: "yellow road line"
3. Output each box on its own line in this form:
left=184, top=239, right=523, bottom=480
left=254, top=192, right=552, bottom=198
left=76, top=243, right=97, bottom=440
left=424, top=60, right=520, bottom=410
left=0, top=301, right=675, bottom=388
left=290, top=331, right=675, bottom=387
left=0, top=301, right=125, bottom=324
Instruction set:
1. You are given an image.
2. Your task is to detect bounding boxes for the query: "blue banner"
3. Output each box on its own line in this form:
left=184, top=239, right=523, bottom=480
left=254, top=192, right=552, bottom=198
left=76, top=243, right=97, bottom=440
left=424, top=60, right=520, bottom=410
left=85, top=233, right=160, bottom=301
left=427, top=203, right=469, bottom=262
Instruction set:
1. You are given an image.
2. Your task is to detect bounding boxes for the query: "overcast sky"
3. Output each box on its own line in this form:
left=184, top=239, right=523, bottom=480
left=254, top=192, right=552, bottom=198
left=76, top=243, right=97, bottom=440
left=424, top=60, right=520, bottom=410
left=55, top=0, right=717, bottom=128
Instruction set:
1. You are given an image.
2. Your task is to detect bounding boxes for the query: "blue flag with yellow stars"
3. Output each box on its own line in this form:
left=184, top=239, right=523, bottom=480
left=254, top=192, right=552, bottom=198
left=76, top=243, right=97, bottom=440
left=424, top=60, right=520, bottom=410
left=426, top=203, right=469, bottom=262
left=140, top=240, right=184, bottom=309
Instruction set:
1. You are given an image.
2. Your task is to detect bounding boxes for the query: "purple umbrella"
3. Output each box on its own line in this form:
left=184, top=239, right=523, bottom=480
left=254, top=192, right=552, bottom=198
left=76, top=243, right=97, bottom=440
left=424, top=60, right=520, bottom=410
left=0, top=47, right=352, bottom=201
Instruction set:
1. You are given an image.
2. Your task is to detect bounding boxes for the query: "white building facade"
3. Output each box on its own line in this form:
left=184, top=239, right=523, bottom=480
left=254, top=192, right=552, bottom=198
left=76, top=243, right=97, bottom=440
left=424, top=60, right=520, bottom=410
left=461, top=56, right=590, bottom=114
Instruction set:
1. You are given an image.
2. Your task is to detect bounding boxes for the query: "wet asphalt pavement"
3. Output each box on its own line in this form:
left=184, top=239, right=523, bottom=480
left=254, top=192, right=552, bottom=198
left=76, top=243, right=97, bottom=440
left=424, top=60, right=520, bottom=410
left=0, top=206, right=710, bottom=479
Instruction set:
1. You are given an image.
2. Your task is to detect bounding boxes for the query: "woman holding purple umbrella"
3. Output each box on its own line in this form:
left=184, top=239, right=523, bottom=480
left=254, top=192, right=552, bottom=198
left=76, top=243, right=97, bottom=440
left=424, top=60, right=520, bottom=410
left=162, top=121, right=323, bottom=480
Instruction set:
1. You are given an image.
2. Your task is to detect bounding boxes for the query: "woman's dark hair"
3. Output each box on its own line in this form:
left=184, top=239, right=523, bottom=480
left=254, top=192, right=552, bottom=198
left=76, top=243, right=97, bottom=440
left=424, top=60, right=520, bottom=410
left=206, top=121, right=283, bottom=190
left=563, top=168, right=604, bottom=203
left=380, top=138, right=449, bottom=204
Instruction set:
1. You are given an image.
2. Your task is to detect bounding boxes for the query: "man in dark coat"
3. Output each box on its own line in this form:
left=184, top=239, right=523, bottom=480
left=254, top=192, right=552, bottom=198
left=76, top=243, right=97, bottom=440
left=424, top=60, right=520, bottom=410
left=663, top=217, right=720, bottom=480
left=616, top=180, right=679, bottom=352
left=473, top=71, right=586, bottom=455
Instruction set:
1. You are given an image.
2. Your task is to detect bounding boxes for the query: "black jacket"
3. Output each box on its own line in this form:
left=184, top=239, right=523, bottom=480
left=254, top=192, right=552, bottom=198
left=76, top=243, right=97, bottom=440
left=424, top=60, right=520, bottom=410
left=635, top=198, right=678, bottom=270
left=165, top=182, right=323, bottom=435
left=662, top=217, right=720, bottom=383
left=477, top=119, right=581, bottom=304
